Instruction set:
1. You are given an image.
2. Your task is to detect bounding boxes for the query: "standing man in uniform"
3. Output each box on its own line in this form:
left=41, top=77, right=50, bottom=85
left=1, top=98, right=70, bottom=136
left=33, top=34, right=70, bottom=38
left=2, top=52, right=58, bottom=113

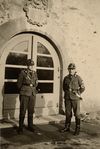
left=17, top=59, right=38, bottom=134
left=61, top=63, right=85, bottom=135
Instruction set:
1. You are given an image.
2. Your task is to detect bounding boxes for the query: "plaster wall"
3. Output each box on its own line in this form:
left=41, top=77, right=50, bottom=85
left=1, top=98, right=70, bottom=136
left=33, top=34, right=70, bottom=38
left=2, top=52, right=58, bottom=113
left=0, top=0, right=100, bottom=118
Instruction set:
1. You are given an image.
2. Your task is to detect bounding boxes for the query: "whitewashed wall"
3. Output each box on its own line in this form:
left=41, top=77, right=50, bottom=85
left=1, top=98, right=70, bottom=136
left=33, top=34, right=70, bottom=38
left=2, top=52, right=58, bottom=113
left=0, top=0, right=100, bottom=118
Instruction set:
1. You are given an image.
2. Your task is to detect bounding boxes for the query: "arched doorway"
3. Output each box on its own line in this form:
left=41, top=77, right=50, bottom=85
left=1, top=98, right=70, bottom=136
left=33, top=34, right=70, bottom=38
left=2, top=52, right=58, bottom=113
left=1, top=33, right=61, bottom=119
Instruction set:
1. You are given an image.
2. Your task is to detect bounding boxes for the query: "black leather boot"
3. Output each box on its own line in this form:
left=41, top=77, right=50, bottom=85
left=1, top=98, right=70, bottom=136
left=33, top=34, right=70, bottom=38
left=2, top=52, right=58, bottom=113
left=17, top=127, right=23, bottom=134
left=60, top=122, right=71, bottom=133
left=74, top=118, right=80, bottom=135
left=17, top=117, right=24, bottom=134
left=28, top=116, right=35, bottom=132
left=28, top=126, right=35, bottom=132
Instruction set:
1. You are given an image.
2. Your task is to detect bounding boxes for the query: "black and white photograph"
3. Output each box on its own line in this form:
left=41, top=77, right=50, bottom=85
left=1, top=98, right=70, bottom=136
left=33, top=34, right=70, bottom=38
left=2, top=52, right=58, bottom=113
left=0, top=0, right=100, bottom=149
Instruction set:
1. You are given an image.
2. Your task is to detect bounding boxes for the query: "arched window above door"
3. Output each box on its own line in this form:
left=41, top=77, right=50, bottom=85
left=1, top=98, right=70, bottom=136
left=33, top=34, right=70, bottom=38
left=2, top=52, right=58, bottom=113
left=4, top=33, right=60, bottom=94
left=1, top=32, right=61, bottom=117
left=6, top=52, right=27, bottom=66
left=37, top=42, right=50, bottom=54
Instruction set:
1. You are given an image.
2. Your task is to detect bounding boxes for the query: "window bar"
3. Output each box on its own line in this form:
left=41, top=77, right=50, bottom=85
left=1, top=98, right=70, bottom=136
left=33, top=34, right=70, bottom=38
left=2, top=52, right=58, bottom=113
left=31, top=36, right=33, bottom=60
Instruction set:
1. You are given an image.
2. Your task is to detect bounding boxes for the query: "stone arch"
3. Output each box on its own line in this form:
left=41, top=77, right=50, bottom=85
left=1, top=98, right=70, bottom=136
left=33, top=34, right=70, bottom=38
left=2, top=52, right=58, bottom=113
left=0, top=19, right=63, bottom=69
left=0, top=19, right=64, bottom=118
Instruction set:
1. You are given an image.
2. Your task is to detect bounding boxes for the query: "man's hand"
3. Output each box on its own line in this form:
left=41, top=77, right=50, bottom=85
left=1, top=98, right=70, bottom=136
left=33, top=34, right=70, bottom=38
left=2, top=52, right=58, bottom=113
left=72, top=91, right=83, bottom=100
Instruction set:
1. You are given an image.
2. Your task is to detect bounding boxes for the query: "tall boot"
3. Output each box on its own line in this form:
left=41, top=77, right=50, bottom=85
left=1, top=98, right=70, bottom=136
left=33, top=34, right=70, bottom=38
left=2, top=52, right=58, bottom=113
left=74, top=118, right=80, bottom=135
left=28, top=116, right=35, bottom=132
left=60, top=122, right=71, bottom=132
left=18, top=116, right=24, bottom=134
left=60, top=116, right=71, bottom=133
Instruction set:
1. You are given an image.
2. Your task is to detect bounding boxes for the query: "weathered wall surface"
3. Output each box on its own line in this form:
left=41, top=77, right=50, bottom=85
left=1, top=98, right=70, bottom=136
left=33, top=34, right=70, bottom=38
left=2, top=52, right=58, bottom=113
left=0, top=0, right=100, bottom=115
left=56, top=0, right=100, bottom=112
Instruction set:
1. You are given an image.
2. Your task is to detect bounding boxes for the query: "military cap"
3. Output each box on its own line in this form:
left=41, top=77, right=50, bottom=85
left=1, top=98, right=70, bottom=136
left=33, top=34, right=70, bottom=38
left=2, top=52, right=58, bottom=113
left=26, top=59, right=34, bottom=66
left=68, top=63, right=76, bottom=69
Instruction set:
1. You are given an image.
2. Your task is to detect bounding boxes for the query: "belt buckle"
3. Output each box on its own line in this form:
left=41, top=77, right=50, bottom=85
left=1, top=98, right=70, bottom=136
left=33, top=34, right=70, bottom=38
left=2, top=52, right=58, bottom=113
left=69, top=88, right=72, bottom=92
left=30, top=84, right=33, bottom=87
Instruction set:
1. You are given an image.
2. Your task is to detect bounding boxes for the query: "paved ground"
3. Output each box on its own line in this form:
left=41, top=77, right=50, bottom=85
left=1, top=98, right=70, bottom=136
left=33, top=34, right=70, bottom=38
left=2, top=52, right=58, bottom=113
left=0, top=115, right=100, bottom=149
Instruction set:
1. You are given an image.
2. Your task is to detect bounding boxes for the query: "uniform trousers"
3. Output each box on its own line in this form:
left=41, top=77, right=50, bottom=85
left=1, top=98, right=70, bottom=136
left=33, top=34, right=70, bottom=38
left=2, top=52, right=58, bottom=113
left=19, top=95, right=36, bottom=128
left=64, top=99, right=80, bottom=126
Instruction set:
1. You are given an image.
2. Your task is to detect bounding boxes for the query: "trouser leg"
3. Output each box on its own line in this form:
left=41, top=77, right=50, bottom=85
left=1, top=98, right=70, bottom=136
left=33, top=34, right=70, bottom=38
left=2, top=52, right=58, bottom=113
left=72, top=100, right=80, bottom=135
left=19, top=116, right=24, bottom=130
left=18, top=95, right=28, bottom=132
left=74, top=117, right=80, bottom=135
left=28, top=95, right=36, bottom=131
left=65, top=99, right=72, bottom=128
left=60, top=99, right=72, bottom=132
left=65, top=113, right=72, bottom=128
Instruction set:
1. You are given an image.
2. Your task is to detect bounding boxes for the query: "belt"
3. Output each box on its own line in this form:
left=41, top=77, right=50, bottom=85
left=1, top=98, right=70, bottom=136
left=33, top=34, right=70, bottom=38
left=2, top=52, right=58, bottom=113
left=23, top=84, right=34, bottom=87
left=69, top=88, right=78, bottom=92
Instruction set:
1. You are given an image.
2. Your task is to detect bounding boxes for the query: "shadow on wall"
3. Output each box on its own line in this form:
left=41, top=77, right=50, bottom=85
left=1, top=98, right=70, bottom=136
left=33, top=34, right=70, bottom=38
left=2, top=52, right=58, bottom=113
left=2, top=85, right=18, bottom=121
left=35, top=96, right=57, bottom=116
left=47, top=101, right=56, bottom=115
left=35, top=94, right=45, bottom=117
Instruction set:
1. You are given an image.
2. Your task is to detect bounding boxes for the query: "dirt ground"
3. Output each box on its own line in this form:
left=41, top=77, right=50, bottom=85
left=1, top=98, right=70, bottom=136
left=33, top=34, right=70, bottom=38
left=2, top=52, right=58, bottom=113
left=0, top=112, right=100, bottom=149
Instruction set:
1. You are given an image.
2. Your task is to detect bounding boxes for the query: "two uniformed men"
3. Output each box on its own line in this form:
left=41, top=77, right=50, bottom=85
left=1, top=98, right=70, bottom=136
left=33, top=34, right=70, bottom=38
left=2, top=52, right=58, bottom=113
left=17, top=59, right=38, bottom=134
left=17, top=60, right=84, bottom=135
left=61, top=63, right=85, bottom=135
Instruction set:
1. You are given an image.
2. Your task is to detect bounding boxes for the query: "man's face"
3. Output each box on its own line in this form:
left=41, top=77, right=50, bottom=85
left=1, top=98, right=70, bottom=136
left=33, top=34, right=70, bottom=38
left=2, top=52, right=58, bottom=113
left=68, top=68, right=76, bottom=75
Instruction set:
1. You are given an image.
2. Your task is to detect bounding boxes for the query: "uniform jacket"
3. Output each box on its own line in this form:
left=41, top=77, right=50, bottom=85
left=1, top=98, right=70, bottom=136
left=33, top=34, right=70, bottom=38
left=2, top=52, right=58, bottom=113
left=63, top=73, right=85, bottom=100
left=17, top=69, right=38, bottom=96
